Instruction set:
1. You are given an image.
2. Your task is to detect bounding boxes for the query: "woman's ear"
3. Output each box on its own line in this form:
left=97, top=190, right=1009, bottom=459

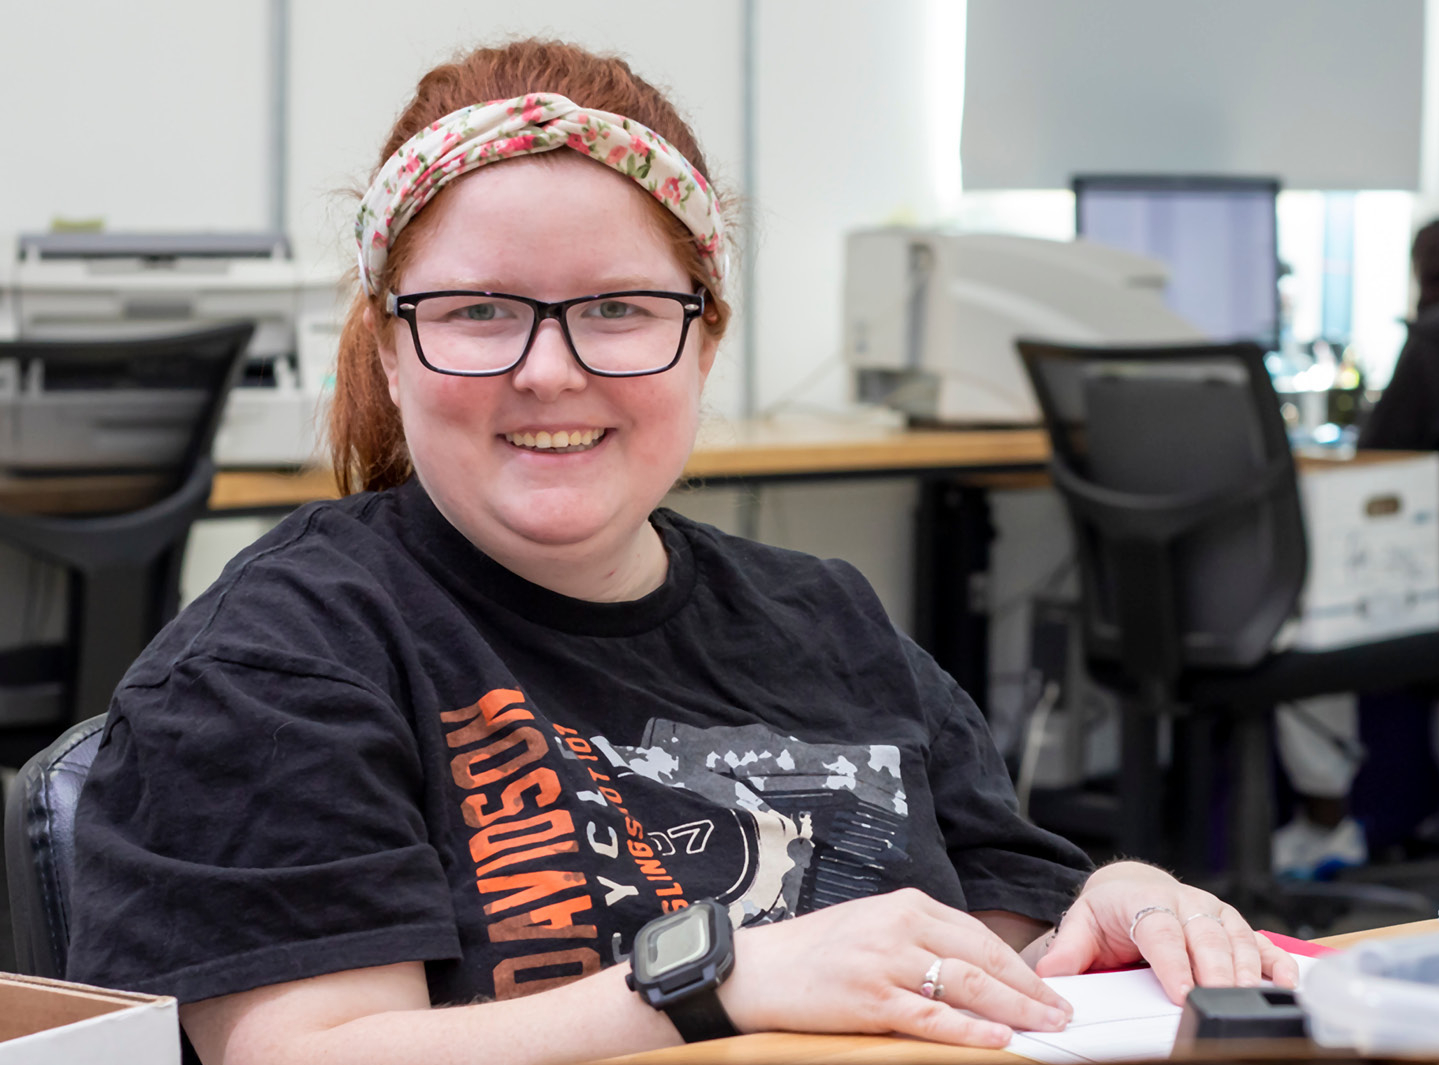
left=366, top=304, right=403, bottom=406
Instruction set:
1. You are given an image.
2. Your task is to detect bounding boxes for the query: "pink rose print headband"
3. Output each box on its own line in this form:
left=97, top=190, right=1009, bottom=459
left=356, top=92, right=725, bottom=296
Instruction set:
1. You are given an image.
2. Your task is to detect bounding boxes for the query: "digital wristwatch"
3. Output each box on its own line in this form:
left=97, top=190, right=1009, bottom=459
left=625, top=898, right=739, bottom=1042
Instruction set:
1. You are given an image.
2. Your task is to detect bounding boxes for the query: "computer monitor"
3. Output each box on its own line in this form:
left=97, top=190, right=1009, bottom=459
left=1073, top=175, right=1281, bottom=351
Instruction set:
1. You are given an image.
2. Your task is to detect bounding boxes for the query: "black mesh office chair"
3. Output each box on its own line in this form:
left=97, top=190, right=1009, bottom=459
left=1017, top=338, right=1439, bottom=924
left=0, top=323, right=253, bottom=762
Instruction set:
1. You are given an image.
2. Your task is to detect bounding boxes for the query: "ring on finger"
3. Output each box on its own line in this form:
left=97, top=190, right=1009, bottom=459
left=1181, top=911, right=1223, bottom=928
left=1129, top=905, right=1177, bottom=940
left=919, top=957, right=945, bottom=1000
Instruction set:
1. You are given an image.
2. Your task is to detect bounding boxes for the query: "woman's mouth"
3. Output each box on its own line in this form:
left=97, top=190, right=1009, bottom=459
left=503, top=428, right=607, bottom=454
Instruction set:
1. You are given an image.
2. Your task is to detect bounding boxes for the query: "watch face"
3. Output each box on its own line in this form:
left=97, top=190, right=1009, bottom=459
left=640, top=908, right=712, bottom=975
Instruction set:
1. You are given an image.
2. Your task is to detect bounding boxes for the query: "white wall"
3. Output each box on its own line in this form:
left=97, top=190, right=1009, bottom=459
left=964, top=0, right=1425, bottom=190
left=0, top=1, right=271, bottom=239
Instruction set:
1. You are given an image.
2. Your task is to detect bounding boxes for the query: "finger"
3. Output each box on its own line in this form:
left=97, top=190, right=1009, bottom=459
left=1180, top=911, right=1235, bottom=988
left=926, top=918, right=1072, bottom=1015
left=929, top=958, right=1070, bottom=1033
left=1257, top=934, right=1300, bottom=989
left=888, top=994, right=1013, bottom=1049
left=1131, top=909, right=1197, bottom=1004
left=1217, top=907, right=1263, bottom=987
left=1035, top=907, right=1101, bottom=979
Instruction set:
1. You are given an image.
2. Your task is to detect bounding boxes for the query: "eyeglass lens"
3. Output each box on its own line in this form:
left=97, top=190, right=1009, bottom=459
left=409, top=294, right=690, bottom=374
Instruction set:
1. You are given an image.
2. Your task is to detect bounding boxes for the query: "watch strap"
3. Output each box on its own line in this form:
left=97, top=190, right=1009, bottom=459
left=664, top=987, right=740, bottom=1043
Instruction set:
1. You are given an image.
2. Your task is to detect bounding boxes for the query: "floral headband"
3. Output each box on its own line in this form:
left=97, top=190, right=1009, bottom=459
left=355, top=92, right=724, bottom=295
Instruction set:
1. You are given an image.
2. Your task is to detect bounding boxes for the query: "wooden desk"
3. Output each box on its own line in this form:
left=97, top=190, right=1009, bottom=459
left=200, top=420, right=1051, bottom=513
left=595, top=920, right=1439, bottom=1065
left=0, top=430, right=1391, bottom=515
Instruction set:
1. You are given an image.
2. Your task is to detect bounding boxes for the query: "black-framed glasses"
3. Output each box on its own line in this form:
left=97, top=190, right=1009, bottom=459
left=386, top=289, right=706, bottom=377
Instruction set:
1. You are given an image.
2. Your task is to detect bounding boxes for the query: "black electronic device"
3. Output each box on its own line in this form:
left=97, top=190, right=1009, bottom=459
left=625, top=898, right=739, bottom=1043
left=1173, top=986, right=1309, bottom=1052
left=1073, top=174, right=1281, bottom=352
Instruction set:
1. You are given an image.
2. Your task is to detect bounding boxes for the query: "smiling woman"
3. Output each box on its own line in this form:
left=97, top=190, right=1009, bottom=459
left=64, top=37, right=1295, bottom=1065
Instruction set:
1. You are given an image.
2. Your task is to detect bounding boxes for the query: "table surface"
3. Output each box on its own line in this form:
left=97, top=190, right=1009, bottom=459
left=0, top=416, right=1411, bottom=516
left=201, top=418, right=1051, bottom=512
left=194, top=426, right=1430, bottom=512
left=589, top=920, right=1439, bottom=1065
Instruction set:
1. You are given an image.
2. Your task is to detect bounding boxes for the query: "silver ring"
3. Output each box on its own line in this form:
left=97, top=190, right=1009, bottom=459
left=1128, top=905, right=1177, bottom=940
left=919, top=957, right=945, bottom=1000
left=1182, top=911, right=1223, bottom=928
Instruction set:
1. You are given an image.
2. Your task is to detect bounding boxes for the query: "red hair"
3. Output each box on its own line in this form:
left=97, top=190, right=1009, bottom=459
left=328, top=39, right=732, bottom=494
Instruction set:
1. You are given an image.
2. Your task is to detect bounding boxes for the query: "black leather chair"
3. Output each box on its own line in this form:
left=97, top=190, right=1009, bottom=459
left=4, top=714, right=106, bottom=977
left=1017, top=338, right=1439, bottom=925
left=0, top=323, right=253, bottom=764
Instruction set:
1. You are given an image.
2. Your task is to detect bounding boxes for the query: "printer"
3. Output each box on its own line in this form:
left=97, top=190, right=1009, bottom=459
left=3, top=232, right=345, bottom=468
left=843, top=229, right=1206, bottom=424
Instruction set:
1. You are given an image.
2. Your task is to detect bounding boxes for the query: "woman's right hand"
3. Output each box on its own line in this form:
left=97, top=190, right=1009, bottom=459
left=716, top=888, right=1072, bottom=1047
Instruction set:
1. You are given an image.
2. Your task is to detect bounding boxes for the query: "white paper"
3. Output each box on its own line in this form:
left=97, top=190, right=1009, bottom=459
left=1005, top=954, right=1318, bottom=1064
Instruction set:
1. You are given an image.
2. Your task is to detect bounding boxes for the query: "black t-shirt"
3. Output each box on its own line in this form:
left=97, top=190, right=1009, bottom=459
left=1359, top=307, right=1439, bottom=451
left=68, top=478, right=1090, bottom=1006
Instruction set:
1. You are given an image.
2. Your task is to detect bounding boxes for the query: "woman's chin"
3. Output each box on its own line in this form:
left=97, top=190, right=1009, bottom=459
left=490, top=500, right=633, bottom=552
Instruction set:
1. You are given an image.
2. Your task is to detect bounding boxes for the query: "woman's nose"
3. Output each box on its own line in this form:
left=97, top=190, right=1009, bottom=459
left=511, top=318, right=587, bottom=397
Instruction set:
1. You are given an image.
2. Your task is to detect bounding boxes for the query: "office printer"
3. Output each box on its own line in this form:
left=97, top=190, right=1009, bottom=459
left=843, top=229, right=1206, bottom=424
left=4, top=232, right=344, bottom=468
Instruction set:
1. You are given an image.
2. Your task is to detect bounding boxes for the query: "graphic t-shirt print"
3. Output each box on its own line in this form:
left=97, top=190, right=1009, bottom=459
left=441, top=688, right=912, bottom=999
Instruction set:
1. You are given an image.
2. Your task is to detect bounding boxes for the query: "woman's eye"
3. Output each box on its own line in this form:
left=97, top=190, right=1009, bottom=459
left=458, top=302, right=503, bottom=321
left=593, top=300, right=639, bottom=319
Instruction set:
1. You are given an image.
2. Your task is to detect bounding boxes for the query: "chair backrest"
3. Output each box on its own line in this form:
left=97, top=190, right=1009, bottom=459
left=0, top=321, right=254, bottom=492
left=1016, top=339, right=1307, bottom=694
left=4, top=714, right=106, bottom=978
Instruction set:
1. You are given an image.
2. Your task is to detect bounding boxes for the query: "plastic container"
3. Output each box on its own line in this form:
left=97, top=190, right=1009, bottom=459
left=1300, top=930, right=1439, bottom=1053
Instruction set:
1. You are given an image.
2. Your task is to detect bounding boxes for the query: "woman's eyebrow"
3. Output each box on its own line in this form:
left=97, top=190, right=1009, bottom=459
left=423, top=275, right=674, bottom=294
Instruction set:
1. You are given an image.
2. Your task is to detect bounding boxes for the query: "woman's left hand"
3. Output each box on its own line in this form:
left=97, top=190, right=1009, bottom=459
left=1033, top=861, right=1300, bottom=1003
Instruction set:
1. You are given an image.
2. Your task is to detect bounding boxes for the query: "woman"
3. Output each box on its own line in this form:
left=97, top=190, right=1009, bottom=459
left=1359, top=218, right=1439, bottom=451
left=67, top=40, right=1297, bottom=1065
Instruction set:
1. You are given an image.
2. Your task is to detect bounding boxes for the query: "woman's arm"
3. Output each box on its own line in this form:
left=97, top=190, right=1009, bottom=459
left=182, top=960, right=675, bottom=1065
left=182, top=889, right=1078, bottom=1065
left=971, top=910, right=1050, bottom=955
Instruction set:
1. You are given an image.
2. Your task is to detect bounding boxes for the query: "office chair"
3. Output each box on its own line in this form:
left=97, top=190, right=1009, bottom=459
left=0, top=323, right=253, bottom=760
left=1017, top=338, right=1438, bottom=924
left=4, top=714, right=105, bottom=978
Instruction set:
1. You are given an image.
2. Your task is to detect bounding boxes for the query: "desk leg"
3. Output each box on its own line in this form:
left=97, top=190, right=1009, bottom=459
left=1230, top=711, right=1274, bottom=912
left=914, top=479, right=992, bottom=712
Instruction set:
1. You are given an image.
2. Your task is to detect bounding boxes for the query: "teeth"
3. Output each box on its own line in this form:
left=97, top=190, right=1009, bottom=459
left=505, top=428, right=605, bottom=452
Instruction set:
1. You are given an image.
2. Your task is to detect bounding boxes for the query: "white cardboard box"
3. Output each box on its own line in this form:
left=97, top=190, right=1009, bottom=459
left=0, top=972, right=179, bottom=1064
left=1288, top=451, right=1439, bottom=651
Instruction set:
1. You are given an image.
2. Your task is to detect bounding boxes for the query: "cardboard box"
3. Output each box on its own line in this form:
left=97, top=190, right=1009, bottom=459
left=1287, top=452, right=1439, bottom=651
left=0, top=972, right=178, bottom=1064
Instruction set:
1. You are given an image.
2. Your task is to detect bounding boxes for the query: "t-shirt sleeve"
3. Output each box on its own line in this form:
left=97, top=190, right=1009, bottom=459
left=903, top=637, right=1091, bottom=923
left=66, top=654, right=461, bottom=1003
